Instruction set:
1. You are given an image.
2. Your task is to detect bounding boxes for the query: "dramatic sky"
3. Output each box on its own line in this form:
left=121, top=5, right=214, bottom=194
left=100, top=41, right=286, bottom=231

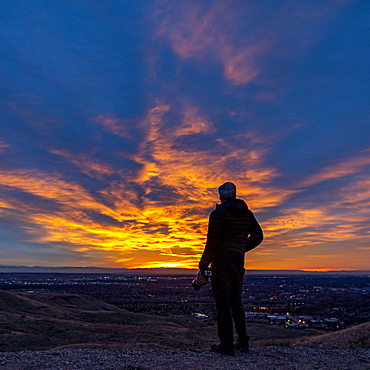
left=1, top=0, right=369, bottom=271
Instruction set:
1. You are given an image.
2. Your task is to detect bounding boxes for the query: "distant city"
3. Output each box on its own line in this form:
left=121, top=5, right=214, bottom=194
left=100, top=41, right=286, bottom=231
left=1, top=270, right=369, bottom=331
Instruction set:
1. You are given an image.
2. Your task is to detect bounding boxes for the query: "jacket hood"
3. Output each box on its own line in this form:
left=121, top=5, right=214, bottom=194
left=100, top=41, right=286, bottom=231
left=217, top=198, right=249, bottom=216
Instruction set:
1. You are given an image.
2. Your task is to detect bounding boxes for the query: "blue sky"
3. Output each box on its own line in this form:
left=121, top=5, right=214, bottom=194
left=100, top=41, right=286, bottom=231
left=0, top=0, right=369, bottom=270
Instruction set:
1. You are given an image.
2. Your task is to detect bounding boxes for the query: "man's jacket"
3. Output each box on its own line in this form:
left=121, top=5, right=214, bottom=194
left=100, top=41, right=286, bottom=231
left=199, top=198, right=263, bottom=270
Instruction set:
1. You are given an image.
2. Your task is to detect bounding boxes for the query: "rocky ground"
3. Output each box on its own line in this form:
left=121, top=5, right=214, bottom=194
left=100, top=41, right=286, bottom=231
left=1, top=346, right=370, bottom=370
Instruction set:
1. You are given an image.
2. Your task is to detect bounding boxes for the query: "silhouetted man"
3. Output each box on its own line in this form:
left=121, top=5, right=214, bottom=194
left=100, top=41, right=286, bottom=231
left=198, top=182, right=263, bottom=356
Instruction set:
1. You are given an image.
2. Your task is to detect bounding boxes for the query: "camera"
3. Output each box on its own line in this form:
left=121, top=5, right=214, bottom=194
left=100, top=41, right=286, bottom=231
left=192, top=268, right=213, bottom=291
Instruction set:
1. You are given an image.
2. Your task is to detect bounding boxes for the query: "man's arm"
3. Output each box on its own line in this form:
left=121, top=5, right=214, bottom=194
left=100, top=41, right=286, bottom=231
left=245, top=212, right=263, bottom=252
left=198, top=209, right=224, bottom=270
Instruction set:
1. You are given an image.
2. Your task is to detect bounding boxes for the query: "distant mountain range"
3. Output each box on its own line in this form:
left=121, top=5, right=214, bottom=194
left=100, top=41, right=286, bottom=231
left=0, top=266, right=369, bottom=276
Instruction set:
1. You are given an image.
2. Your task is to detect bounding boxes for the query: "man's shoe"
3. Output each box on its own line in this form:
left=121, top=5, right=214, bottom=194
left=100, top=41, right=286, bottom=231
left=234, top=341, right=249, bottom=354
left=211, top=344, right=235, bottom=356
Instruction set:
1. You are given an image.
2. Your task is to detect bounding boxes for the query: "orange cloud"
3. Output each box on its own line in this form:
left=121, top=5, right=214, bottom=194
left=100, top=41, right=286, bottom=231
left=129, top=102, right=290, bottom=212
left=155, top=0, right=264, bottom=85
left=174, top=103, right=216, bottom=136
left=51, top=149, right=116, bottom=179
left=223, top=45, right=262, bottom=85
left=0, top=169, right=119, bottom=217
left=0, top=139, right=10, bottom=152
left=299, top=150, right=370, bottom=188
left=262, top=204, right=367, bottom=249
left=250, top=151, right=370, bottom=261
left=88, top=102, right=290, bottom=267
left=94, top=115, right=134, bottom=140
left=3, top=114, right=370, bottom=271
left=246, top=245, right=370, bottom=271
left=0, top=199, right=14, bottom=213
left=3, top=101, right=369, bottom=270
left=0, top=163, right=208, bottom=268
left=0, top=101, right=278, bottom=268
left=258, top=163, right=370, bottom=270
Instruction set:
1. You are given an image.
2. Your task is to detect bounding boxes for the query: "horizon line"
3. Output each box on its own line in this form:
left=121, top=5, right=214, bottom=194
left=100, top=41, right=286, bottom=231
left=0, top=265, right=369, bottom=276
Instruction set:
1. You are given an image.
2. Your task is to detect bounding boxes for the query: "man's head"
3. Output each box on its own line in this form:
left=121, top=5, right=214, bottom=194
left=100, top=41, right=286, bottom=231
left=218, top=182, right=236, bottom=202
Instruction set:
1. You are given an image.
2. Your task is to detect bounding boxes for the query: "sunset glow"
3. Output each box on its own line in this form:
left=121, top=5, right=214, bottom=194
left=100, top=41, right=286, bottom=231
left=1, top=1, right=369, bottom=271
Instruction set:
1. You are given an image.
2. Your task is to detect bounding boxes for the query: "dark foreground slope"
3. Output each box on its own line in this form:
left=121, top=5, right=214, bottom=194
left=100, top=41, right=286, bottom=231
left=1, top=290, right=368, bottom=354
left=1, top=290, right=370, bottom=369
left=0, top=290, right=318, bottom=352
left=0, top=290, right=215, bottom=352
left=296, top=321, right=370, bottom=349
left=1, top=347, right=370, bottom=370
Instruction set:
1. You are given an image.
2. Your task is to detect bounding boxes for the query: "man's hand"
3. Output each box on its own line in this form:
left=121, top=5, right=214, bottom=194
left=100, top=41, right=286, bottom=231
left=197, top=269, right=208, bottom=283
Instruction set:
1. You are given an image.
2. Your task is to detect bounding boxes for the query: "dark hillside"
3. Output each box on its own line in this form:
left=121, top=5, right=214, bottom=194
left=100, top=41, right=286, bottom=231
left=1, top=290, right=368, bottom=353
left=295, top=321, right=370, bottom=349
left=0, top=290, right=214, bottom=351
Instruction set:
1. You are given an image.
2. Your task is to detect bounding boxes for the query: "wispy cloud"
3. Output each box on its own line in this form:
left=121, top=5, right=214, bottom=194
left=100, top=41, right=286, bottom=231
left=0, top=139, right=10, bottom=152
left=94, top=116, right=134, bottom=140
left=154, top=0, right=265, bottom=85
left=299, top=149, right=370, bottom=188
left=51, top=150, right=116, bottom=179
left=258, top=158, right=370, bottom=268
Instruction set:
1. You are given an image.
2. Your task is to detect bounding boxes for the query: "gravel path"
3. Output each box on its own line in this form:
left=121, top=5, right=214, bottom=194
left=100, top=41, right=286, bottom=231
left=1, top=347, right=369, bottom=370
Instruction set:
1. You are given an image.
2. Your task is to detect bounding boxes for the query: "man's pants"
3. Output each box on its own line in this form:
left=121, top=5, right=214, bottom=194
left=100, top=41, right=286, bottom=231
left=211, top=260, right=249, bottom=349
